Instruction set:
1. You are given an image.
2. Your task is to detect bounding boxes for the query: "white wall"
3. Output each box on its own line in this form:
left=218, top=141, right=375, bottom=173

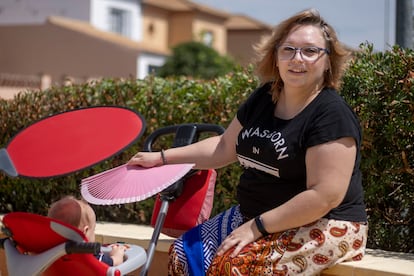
left=90, top=0, right=142, bottom=41
left=0, top=0, right=142, bottom=42
left=137, top=53, right=166, bottom=79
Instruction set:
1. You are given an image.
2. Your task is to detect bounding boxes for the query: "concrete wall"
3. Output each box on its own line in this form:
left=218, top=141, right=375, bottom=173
left=0, top=21, right=139, bottom=86
left=227, top=29, right=270, bottom=66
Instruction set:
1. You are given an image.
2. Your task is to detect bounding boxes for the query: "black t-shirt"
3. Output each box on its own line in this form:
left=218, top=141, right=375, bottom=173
left=236, top=83, right=367, bottom=222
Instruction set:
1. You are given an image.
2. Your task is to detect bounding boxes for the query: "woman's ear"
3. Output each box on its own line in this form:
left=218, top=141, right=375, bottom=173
left=326, top=59, right=331, bottom=72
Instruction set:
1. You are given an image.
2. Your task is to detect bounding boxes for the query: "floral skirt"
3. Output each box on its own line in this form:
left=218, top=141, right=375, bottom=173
left=168, top=205, right=368, bottom=276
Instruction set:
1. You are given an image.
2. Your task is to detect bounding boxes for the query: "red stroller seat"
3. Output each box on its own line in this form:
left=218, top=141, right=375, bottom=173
left=1, top=212, right=146, bottom=275
left=151, top=168, right=216, bottom=238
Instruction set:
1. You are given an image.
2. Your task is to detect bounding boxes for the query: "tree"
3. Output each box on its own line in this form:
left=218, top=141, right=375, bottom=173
left=157, top=41, right=236, bottom=79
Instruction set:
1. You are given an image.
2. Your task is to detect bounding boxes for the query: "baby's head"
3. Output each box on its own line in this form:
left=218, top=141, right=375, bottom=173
left=48, top=195, right=96, bottom=242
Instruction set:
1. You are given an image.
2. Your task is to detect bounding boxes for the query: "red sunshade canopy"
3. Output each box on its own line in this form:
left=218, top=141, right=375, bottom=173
left=1, top=106, right=145, bottom=178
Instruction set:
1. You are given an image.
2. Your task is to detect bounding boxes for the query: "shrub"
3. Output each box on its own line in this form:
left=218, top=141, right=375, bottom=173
left=157, top=41, right=236, bottom=79
left=341, top=43, right=414, bottom=253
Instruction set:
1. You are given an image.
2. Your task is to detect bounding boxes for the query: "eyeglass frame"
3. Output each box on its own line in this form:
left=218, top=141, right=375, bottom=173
left=276, top=45, right=330, bottom=62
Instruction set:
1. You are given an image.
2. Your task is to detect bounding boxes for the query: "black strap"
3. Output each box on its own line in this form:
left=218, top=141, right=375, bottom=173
left=254, top=216, right=270, bottom=236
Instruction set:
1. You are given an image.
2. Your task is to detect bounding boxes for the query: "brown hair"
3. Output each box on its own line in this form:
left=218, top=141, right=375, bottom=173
left=254, top=8, right=352, bottom=102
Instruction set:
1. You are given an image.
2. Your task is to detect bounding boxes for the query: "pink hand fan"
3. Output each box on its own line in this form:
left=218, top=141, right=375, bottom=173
left=80, top=163, right=195, bottom=205
left=0, top=106, right=145, bottom=178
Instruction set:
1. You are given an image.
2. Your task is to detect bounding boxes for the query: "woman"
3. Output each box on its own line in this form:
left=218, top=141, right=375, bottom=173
left=128, top=9, right=368, bottom=275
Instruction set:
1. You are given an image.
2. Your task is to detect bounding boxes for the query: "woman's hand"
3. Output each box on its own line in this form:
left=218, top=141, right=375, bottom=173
left=127, top=151, right=163, bottom=168
left=216, top=219, right=262, bottom=257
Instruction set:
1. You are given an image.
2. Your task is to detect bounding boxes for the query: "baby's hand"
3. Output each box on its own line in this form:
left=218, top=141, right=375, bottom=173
left=109, top=243, right=127, bottom=266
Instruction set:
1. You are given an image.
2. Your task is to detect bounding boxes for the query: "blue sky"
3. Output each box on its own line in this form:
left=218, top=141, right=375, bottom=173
left=192, top=0, right=396, bottom=52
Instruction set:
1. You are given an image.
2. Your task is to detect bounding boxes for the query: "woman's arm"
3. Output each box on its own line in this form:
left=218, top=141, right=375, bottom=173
left=217, top=136, right=357, bottom=257
left=127, top=117, right=242, bottom=169
left=261, top=136, right=356, bottom=231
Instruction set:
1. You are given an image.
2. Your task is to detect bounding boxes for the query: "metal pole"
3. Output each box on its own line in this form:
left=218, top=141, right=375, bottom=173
left=140, top=200, right=169, bottom=276
left=385, top=0, right=390, bottom=49
left=395, top=0, right=413, bottom=48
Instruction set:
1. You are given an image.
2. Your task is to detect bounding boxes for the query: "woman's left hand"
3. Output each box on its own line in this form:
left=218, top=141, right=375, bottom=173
left=216, top=219, right=262, bottom=257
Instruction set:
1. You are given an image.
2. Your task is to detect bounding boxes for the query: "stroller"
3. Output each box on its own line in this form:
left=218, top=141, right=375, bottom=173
left=1, top=212, right=147, bottom=275
left=0, top=106, right=224, bottom=276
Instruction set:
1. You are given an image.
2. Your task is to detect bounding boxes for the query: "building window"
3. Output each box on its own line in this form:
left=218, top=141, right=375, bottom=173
left=148, top=65, right=161, bottom=75
left=109, top=8, right=130, bottom=36
left=201, top=30, right=214, bottom=47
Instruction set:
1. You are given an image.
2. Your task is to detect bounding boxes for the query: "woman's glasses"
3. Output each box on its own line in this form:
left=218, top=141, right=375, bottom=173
left=277, top=45, right=330, bottom=62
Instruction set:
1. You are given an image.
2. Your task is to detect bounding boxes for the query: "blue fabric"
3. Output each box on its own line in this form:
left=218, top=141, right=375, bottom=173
left=183, top=226, right=204, bottom=276
left=180, top=206, right=243, bottom=275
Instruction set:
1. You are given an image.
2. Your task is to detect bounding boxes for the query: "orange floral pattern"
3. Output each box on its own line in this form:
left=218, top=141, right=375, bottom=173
left=168, top=206, right=368, bottom=276
left=206, top=220, right=368, bottom=275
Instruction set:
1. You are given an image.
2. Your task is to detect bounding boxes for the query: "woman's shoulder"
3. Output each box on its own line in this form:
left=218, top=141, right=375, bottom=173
left=241, top=82, right=272, bottom=106
left=301, top=87, right=359, bottom=125
left=237, top=82, right=274, bottom=124
left=313, top=87, right=360, bottom=124
left=315, top=87, right=354, bottom=111
left=253, top=82, right=273, bottom=95
left=319, top=87, right=344, bottom=101
left=248, top=82, right=273, bottom=101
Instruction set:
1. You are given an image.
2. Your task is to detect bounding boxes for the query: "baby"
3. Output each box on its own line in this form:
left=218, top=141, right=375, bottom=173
left=48, top=195, right=125, bottom=266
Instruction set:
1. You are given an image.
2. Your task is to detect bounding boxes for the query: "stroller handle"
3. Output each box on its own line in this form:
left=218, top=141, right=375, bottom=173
left=65, top=241, right=101, bottom=255
left=143, top=123, right=225, bottom=151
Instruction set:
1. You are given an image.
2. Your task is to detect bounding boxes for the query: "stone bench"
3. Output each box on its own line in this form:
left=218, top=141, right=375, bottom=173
left=1, top=219, right=414, bottom=276
left=322, top=248, right=414, bottom=276
left=95, top=222, right=414, bottom=276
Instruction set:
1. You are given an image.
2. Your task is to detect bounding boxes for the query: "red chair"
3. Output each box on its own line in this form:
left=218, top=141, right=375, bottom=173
left=1, top=212, right=146, bottom=276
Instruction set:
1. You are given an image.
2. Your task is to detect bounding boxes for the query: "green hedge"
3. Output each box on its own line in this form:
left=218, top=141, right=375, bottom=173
left=341, top=44, right=413, bottom=253
left=0, top=45, right=413, bottom=253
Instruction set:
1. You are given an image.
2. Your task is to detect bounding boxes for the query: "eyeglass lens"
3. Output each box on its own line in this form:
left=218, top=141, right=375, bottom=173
left=278, top=46, right=326, bottom=61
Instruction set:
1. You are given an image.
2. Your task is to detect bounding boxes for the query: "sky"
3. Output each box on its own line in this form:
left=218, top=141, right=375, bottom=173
left=192, top=0, right=396, bottom=52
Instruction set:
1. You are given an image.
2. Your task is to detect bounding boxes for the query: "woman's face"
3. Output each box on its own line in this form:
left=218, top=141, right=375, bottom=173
left=276, top=25, right=330, bottom=91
